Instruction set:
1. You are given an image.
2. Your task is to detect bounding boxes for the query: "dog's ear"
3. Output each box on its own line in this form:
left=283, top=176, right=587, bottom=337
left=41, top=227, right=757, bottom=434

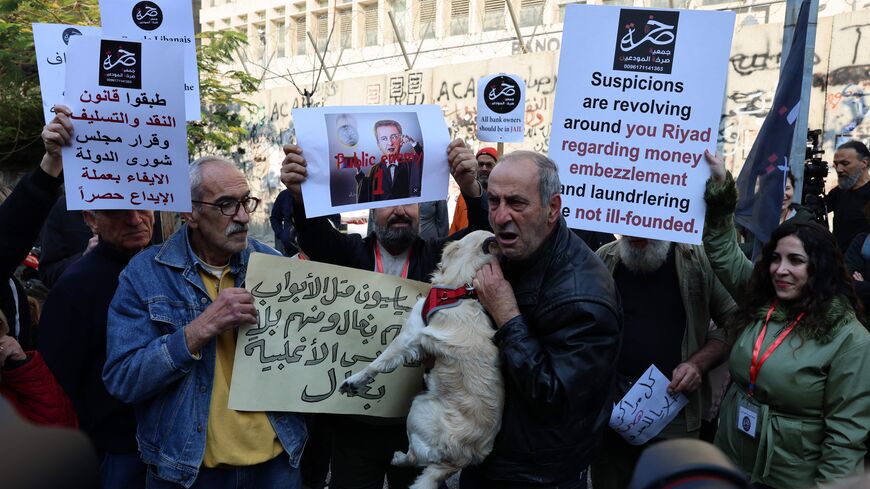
left=441, top=240, right=460, bottom=263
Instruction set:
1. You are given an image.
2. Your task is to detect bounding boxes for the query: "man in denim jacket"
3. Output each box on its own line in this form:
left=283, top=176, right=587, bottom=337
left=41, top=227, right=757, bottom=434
left=103, top=157, right=307, bottom=489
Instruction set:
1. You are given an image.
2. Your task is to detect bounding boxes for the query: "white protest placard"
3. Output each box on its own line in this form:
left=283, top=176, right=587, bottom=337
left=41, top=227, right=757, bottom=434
left=549, top=6, right=734, bottom=244
left=33, top=23, right=102, bottom=123
left=477, top=74, right=525, bottom=143
left=98, top=0, right=201, bottom=121
left=229, top=253, right=430, bottom=417
left=609, top=364, right=689, bottom=445
left=293, top=105, right=451, bottom=218
left=61, top=36, right=190, bottom=212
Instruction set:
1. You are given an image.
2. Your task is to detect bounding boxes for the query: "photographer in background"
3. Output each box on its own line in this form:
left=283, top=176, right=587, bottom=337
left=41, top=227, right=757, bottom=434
left=826, top=140, right=870, bottom=250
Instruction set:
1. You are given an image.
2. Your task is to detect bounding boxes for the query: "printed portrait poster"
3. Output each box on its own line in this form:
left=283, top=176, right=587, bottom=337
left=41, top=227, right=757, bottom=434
left=33, top=23, right=102, bottom=123
left=61, top=36, right=190, bottom=212
left=229, top=253, right=430, bottom=417
left=292, top=105, right=451, bottom=217
left=98, top=0, right=201, bottom=121
left=477, top=73, right=525, bottom=143
left=549, top=6, right=734, bottom=244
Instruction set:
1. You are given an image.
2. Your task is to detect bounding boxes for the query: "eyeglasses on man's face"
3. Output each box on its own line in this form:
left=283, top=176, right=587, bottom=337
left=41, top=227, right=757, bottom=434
left=192, top=196, right=261, bottom=216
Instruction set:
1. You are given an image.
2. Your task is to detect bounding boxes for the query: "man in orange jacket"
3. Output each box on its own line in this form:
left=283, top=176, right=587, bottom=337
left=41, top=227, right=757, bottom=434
left=450, top=147, right=498, bottom=233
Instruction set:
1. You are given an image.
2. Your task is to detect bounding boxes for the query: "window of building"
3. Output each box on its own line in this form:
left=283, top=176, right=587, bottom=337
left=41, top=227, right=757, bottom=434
left=231, top=26, right=246, bottom=63
left=274, top=20, right=286, bottom=58
left=365, top=4, right=378, bottom=46
left=450, top=0, right=469, bottom=35
left=254, top=23, right=266, bottom=62
left=295, top=16, right=307, bottom=55
left=339, top=9, right=352, bottom=48
left=520, top=0, right=543, bottom=26
left=392, top=0, right=407, bottom=39
left=316, top=12, right=329, bottom=50
left=417, top=0, right=436, bottom=39
left=483, top=0, right=504, bottom=32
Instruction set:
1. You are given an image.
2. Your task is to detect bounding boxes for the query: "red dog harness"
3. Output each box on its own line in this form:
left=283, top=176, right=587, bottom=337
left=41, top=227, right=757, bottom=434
left=420, top=284, right=477, bottom=326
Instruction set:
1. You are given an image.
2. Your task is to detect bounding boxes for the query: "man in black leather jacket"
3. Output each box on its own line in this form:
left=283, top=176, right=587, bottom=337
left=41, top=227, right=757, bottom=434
left=463, top=150, right=622, bottom=488
left=280, top=140, right=483, bottom=489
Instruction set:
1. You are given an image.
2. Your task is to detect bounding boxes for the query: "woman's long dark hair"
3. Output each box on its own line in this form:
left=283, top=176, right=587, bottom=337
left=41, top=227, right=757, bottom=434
left=738, top=221, right=866, bottom=339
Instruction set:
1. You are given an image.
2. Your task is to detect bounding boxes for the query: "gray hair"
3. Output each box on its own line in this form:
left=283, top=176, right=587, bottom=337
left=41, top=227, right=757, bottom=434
left=189, top=156, right=236, bottom=201
left=501, top=150, right=561, bottom=206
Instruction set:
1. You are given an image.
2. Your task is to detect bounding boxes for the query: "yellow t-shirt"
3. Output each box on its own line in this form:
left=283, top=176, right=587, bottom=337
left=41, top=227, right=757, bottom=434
left=198, top=265, right=283, bottom=468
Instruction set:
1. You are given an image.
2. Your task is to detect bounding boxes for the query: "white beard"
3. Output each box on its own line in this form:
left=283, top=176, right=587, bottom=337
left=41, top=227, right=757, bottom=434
left=617, top=238, right=672, bottom=274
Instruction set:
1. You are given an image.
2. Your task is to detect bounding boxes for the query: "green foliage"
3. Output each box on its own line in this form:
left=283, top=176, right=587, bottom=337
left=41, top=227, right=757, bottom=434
left=0, top=1, right=258, bottom=169
left=188, top=29, right=258, bottom=159
left=0, top=0, right=100, bottom=170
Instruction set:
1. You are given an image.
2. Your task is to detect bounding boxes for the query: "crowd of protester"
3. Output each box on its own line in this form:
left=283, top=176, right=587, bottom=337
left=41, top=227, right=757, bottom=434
left=0, top=106, right=868, bottom=489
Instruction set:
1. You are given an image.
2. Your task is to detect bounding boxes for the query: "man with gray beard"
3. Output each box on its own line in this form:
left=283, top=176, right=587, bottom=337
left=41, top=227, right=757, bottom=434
left=280, top=142, right=483, bottom=489
left=592, top=236, right=736, bottom=489
left=826, top=141, right=870, bottom=250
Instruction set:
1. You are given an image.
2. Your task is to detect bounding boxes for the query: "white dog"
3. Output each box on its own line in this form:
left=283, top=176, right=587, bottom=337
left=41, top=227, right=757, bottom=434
left=339, top=230, right=505, bottom=489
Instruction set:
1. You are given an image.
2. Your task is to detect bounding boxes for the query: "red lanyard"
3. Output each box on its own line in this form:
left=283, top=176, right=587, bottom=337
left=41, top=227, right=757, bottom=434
left=748, top=301, right=805, bottom=396
left=374, top=241, right=411, bottom=279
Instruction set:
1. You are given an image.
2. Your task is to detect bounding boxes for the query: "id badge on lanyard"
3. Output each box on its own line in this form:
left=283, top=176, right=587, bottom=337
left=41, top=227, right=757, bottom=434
left=740, top=301, right=804, bottom=439
left=737, top=396, right=760, bottom=438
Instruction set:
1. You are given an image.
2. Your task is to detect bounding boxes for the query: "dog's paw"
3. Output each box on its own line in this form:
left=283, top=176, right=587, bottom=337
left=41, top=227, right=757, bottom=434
left=339, top=371, right=373, bottom=396
left=391, top=450, right=416, bottom=466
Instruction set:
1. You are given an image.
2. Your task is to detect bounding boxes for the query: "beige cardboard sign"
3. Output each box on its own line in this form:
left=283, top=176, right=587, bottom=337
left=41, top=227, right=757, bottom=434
left=229, top=253, right=429, bottom=417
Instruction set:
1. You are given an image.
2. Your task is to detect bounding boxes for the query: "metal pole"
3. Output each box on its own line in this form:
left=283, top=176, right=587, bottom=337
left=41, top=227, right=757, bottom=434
left=388, top=11, right=413, bottom=70
left=505, top=0, right=528, bottom=54
left=307, top=31, right=334, bottom=82
left=783, top=0, right=818, bottom=203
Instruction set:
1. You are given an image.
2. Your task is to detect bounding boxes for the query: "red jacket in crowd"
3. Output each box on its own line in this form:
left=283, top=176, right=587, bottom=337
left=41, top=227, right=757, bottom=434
left=1, top=351, right=78, bottom=428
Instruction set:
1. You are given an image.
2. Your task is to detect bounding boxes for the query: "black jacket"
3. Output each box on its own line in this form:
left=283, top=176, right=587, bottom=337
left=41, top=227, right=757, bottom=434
left=472, top=211, right=623, bottom=484
left=0, top=168, right=61, bottom=349
left=269, top=189, right=298, bottom=256
left=291, top=198, right=484, bottom=282
left=357, top=162, right=411, bottom=203
left=38, top=241, right=139, bottom=453
left=844, top=231, right=870, bottom=320
left=38, top=196, right=92, bottom=287
left=827, top=184, right=870, bottom=251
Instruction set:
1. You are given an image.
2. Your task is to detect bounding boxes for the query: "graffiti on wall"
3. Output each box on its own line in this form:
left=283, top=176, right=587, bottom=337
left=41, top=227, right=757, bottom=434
left=234, top=10, right=870, bottom=200
left=820, top=18, right=870, bottom=155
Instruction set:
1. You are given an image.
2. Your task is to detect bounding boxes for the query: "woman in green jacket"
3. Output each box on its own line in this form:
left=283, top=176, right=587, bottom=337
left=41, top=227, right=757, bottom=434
left=703, top=152, right=870, bottom=489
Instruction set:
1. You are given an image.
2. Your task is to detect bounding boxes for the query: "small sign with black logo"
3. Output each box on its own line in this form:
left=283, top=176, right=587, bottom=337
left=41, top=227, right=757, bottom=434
left=99, top=40, right=142, bottom=89
left=613, top=9, right=679, bottom=74
left=132, top=1, right=163, bottom=31
left=477, top=73, right=525, bottom=143
left=62, top=27, right=82, bottom=45
left=483, top=75, right=522, bottom=115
